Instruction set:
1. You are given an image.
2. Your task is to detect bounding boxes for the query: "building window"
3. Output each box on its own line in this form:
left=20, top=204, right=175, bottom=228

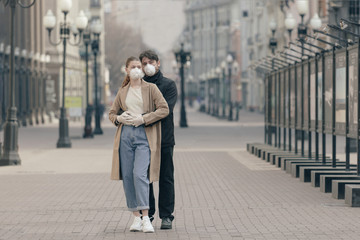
left=243, top=11, right=248, bottom=17
left=91, top=0, right=101, bottom=8
left=349, top=0, right=360, bottom=22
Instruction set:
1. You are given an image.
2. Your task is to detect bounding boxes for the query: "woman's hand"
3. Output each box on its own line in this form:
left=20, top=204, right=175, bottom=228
left=117, top=112, right=134, bottom=125
left=132, top=115, right=145, bottom=127
left=127, top=112, right=144, bottom=127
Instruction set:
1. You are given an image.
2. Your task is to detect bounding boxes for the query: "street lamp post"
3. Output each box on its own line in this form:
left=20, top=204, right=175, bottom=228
left=227, top=55, right=239, bottom=121
left=207, top=71, right=212, bottom=115
left=25, top=52, right=33, bottom=126
left=82, top=28, right=93, bottom=138
left=2, top=46, right=10, bottom=129
left=174, top=42, right=191, bottom=128
left=215, top=67, right=221, bottom=117
left=285, top=12, right=296, bottom=151
left=40, top=54, right=46, bottom=124
left=20, top=50, right=27, bottom=127
left=14, top=47, right=21, bottom=126
left=34, top=54, right=41, bottom=125
left=0, top=43, right=4, bottom=130
left=227, top=54, right=234, bottom=121
left=221, top=61, right=227, bottom=118
left=296, top=0, right=309, bottom=156
left=91, top=21, right=103, bottom=135
left=44, top=0, right=88, bottom=148
left=233, top=61, right=239, bottom=121
left=269, top=19, right=278, bottom=146
left=0, top=0, right=36, bottom=165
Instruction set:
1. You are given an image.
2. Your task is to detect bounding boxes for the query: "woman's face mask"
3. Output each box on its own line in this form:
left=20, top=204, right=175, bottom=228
left=129, top=68, right=144, bottom=80
left=144, top=64, right=156, bottom=76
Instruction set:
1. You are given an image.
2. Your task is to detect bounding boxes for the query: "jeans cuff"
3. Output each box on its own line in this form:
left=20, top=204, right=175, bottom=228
left=128, top=207, right=138, bottom=212
left=137, top=206, right=150, bottom=211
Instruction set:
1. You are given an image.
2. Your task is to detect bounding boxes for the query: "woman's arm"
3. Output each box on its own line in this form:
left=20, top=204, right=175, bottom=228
left=143, top=85, right=169, bottom=126
left=109, top=89, right=123, bottom=126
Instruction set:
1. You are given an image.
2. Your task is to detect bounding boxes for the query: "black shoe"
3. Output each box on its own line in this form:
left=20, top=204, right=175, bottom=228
left=160, top=217, right=172, bottom=229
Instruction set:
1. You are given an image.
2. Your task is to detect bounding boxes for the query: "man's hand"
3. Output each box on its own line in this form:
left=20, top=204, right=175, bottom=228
left=117, top=111, right=134, bottom=125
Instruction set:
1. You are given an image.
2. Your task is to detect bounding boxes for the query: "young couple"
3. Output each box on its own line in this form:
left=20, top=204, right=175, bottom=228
left=109, top=50, right=177, bottom=233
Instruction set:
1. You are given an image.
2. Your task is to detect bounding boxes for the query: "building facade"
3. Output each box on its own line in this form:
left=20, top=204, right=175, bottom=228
left=0, top=1, right=48, bottom=127
left=182, top=0, right=359, bottom=114
left=0, top=0, right=106, bottom=134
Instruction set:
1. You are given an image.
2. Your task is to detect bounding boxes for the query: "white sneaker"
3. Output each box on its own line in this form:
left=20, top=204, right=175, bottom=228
left=129, top=216, right=142, bottom=232
left=142, top=216, right=155, bottom=233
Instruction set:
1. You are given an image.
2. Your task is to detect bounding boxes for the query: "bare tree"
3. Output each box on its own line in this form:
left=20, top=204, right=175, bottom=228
left=105, top=15, right=148, bottom=94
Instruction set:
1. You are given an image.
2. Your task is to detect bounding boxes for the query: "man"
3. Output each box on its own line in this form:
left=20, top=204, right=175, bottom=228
left=139, top=50, right=177, bottom=229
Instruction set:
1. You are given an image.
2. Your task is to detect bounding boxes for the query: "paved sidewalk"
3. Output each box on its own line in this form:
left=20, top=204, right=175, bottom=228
left=1, top=108, right=360, bottom=239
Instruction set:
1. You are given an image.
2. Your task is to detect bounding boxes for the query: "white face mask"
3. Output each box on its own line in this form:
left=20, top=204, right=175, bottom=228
left=129, top=68, right=144, bottom=80
left=144, top=64, right=156, bottom=76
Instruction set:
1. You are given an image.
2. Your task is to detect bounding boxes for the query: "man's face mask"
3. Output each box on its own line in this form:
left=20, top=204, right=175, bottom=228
left=144, top=64, right=156, bottom=76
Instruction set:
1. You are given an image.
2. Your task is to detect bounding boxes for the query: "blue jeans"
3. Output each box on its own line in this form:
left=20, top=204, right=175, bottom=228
left=119, top=125, right=150, bottom=211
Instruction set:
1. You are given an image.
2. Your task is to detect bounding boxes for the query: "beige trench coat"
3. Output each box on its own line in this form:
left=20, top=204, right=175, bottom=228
left=108, top=80, right=169, bottom=183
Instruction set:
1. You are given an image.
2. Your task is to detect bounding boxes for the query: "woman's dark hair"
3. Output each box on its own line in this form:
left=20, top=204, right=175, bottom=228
left=121, top=56, right=140, bottom=87
left=139, top=50, right=159, bottom=62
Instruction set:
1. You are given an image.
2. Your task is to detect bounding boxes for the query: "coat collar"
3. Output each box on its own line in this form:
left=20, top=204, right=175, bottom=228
left=119, top=79, right=150, bottom=112
left=144, top=70, right=163, bottom=84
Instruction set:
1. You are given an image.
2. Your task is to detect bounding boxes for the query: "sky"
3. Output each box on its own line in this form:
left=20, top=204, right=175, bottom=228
left=107, top=0, right=187, bottom=55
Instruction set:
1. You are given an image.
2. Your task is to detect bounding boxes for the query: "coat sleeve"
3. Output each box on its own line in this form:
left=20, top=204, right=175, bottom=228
left=109, top=89, right=123, bottom=127
left=142, top=85, right=169, bottom=126
left=164, top=80, right=178, bottom=114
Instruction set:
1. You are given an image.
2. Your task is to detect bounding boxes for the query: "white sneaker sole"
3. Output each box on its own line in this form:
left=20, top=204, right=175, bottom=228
left=143, top=229, right=154, bottom=233
left=130, top=228, right=142, bottom=232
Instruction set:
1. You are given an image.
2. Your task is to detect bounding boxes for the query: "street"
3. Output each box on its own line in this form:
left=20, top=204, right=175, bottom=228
left=0, top=107, right=360, bottom=240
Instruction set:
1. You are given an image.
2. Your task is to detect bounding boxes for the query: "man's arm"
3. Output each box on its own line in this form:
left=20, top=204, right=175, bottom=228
left=164, top=80, right=178, bottom=113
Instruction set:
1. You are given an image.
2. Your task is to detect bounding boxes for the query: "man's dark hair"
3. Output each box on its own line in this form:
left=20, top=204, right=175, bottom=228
left=139, top=50, right=159, bottom=62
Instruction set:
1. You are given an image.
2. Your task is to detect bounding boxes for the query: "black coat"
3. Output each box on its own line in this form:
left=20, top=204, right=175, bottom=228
left=144, top=71, right=177, bottom=147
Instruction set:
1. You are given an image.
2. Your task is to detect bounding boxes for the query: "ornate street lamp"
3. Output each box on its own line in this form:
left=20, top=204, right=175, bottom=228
left=269, top=19, right=277, bottom=54
left=310, top=13, right=322, bottom=31
left=174, top=39, right=191, bottom=128
left=285, top=13, right=296, bottom=41
left=43, top=0, right=88, bottom=148
left=91, top=20, right=103, bottom=135
left=296, top=0, right=309, bottom=45
left=0, top=0, right=36, bottom=166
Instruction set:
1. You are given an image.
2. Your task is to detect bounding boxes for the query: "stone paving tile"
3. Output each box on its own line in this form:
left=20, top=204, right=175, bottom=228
left=1, top=150, right=360, bottom=239
left=1, top=109, right=360, bottom=239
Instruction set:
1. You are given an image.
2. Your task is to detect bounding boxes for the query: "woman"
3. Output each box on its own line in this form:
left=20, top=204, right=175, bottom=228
left=109, top=56, right=169, bottom=233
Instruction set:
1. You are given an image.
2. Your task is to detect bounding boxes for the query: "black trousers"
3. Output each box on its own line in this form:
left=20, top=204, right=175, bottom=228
left=149, top=146, right=175, bottom=220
